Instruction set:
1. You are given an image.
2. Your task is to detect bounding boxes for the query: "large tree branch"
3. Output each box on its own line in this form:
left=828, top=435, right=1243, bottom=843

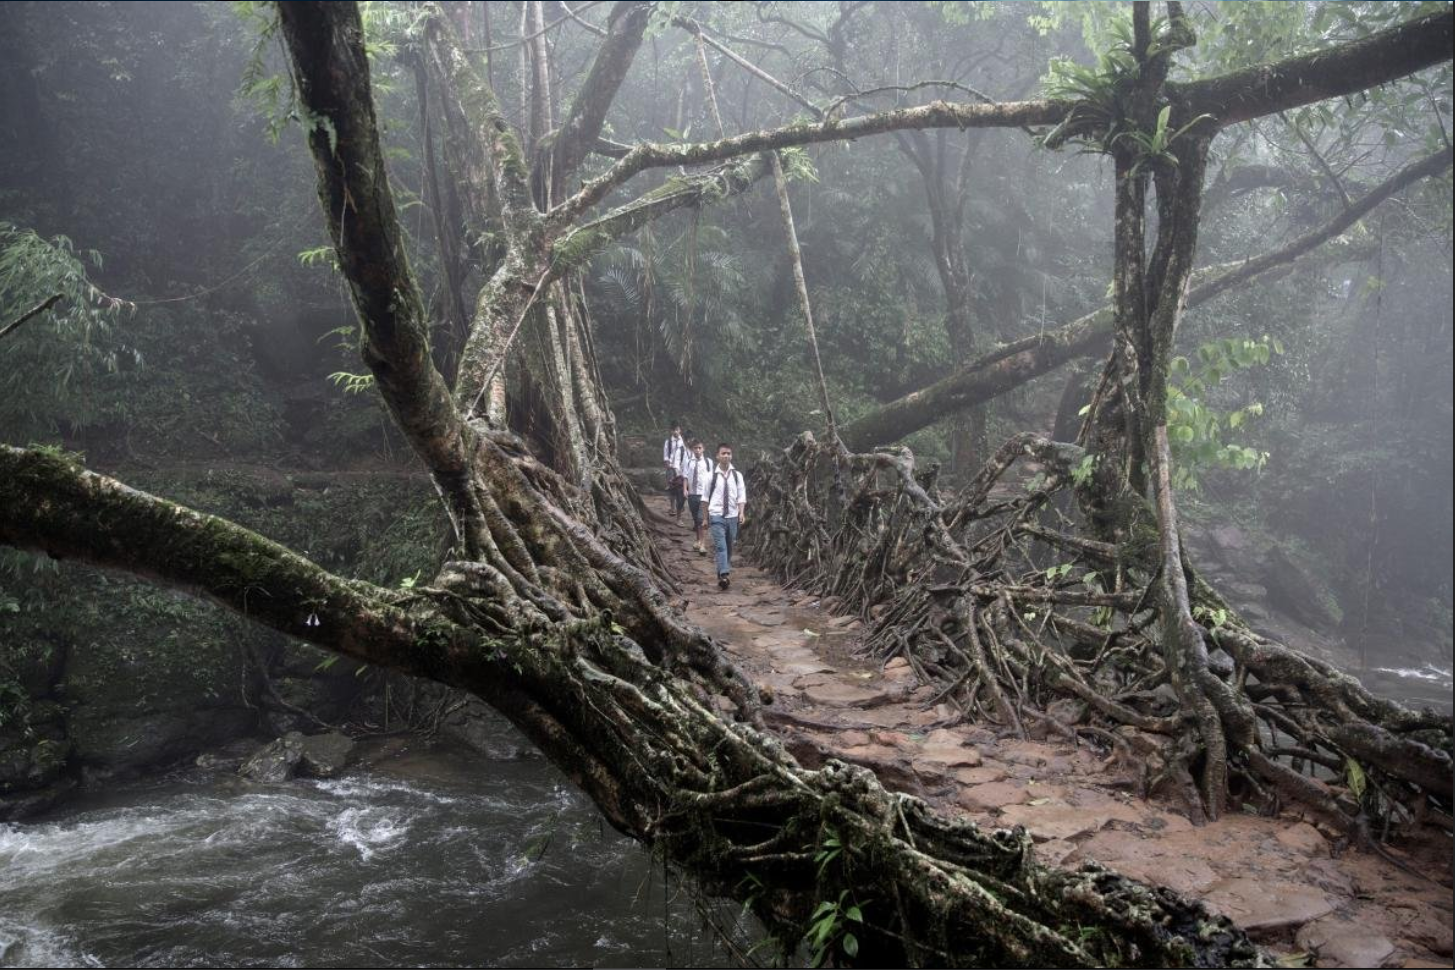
left=544, top=0, right=651, bottom=195
left=546, top=9, right=1451, bottom=233
left=840, top=146, right=1452, bottom=451
left=0, top=446, right=472, bottom=677
left=1195, top=145, right=1452, bottom=294
left=1172, top=9, right=1453, bottom=129
left=545, top=98, right=1065, bottom=233
left=278, top=2, right=488, bottom=555
left=424, top=6, right=537, bottom=226
left=553, top=155, right=769, bottom=262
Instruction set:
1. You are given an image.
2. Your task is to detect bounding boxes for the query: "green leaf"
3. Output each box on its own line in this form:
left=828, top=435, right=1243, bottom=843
left=1345, top=758, right=1367, bottom=800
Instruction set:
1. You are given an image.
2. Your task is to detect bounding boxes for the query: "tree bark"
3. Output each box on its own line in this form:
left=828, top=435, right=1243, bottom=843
left=279, top=2, right=489, bottom=557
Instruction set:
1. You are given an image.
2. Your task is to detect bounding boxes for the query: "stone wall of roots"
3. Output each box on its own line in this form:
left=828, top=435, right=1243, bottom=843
left=742, top=431, right=1453, bottom=840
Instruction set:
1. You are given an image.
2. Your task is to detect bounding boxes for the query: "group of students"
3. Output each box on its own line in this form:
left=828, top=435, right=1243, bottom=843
left=662, top=424, right=745, bottom=591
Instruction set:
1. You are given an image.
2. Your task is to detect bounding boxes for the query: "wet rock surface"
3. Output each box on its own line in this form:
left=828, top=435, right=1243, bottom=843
left=238, top=731, right=357, bottom=782
left=238, top=733, right=305, bottom=782
left=649, top=495, right=1455, bottom=969
left=297, top=731, right=355, bottom=778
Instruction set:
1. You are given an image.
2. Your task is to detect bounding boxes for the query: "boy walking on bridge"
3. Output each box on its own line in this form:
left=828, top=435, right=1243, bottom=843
left=706, top=443, right=746, bottom=590
left=662, top=423, right=687, bottom=520
left=682, top=439, right=713, bottom=556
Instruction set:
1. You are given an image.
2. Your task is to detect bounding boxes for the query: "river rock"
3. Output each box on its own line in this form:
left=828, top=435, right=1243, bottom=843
left=1262, top=543, right=1342, bottom=631
left=0, top=777, right=78, bottom=823
left=239, top=733, right=306, bottom=782
left=297, top=731, right=355, bottom=778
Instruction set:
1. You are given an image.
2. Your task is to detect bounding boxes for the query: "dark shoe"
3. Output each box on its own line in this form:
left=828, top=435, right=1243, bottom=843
left=717, top=574, right=729, bottom=591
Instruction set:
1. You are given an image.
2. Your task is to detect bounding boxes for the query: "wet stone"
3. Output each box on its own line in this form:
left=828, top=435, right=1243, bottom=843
left=957, top=781, right=1030, bottom=813
left=238, top=734, right=304, bottom=782
left=297, top=731, right=355, bottom=779
left=1296, top=920, right=1395, bottom=968
left=1274, top=821, right=1328, bottom=857
left=1035, top=839, right=1079, bottom=867
left=998, top=801, right=1108, bottom=842
left=736, top=610, right=787, bottom=627
left=800, top=681, right=886, bottom=707
left=954, top=765, right=1007, bottom=786
left=1204, top=877, right=1334, bottom=935
left=777, top=661, right=837, bottom=677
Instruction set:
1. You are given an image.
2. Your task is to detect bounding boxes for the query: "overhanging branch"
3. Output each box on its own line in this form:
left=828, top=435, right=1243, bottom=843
left=840, top=146, right=1452, bottom=451
left=546, top=8, right=1451, bottom=232
left=0, top=445, right=472, bottom=678
left=1172, top=9, right=1453, bottom=129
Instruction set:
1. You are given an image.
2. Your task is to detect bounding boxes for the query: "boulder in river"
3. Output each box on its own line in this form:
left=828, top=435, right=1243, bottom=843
left=238, top=733, right=305, bottom=782
left=297, top=731, right=354, bottom=778
left=238, top=731, right=355, bottom=782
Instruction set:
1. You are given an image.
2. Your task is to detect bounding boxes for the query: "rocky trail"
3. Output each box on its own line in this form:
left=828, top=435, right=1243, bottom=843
left=645, top=495, right=1454, bottom=969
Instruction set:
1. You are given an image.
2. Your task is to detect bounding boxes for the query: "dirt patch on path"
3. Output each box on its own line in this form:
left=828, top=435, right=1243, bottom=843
left=647, top=496, right=1454, bottom=968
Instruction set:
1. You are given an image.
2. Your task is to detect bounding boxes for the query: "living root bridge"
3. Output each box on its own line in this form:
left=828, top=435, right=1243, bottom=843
left=742, top=432, right=1454, bottom=836
left=0, top=442, right=1268, bottom=967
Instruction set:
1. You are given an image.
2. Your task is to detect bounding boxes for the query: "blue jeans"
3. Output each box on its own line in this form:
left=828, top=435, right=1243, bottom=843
left=688, top=494, right=703, bottom=530
left=709, top=514, right=739, bottom=576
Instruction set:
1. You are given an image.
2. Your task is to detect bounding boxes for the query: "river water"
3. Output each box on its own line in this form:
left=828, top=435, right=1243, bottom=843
left=3, top=664, right=1446, bottom=968
left=0, top=740, right=748, bottom=968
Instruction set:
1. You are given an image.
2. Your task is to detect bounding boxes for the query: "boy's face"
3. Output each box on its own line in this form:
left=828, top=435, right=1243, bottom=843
left=672, top=426, right=682, bottom=436
left=693, top=443, right=704, bottom=457
left=717, top=447, right=732, bottom=466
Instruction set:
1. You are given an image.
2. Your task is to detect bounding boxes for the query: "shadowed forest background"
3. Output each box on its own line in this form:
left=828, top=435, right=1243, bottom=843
left=0, top=1, right=1451, bottom=967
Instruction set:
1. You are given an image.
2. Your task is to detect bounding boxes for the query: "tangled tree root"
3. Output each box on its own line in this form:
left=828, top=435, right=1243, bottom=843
left=742, top=432, right=1453, bottom=842
left=377, top=434, right=1268, bottom=967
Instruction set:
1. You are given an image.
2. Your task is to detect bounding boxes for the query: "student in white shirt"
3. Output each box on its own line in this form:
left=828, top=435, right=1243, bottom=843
left=681, top=439, right=714, bottom=556
left=705, top=442, right=746, bottom=590
left=662, top=423, right=687, bottom=519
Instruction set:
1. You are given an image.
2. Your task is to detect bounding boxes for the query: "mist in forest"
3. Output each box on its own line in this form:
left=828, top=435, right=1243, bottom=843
left=3, top=1, right=1447, bottom=681
left=1, top=2, right=1451, bottom=967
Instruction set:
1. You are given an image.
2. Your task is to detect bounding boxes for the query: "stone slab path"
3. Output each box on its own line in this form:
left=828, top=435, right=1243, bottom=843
left=647, top=496, right=1453, bottom=969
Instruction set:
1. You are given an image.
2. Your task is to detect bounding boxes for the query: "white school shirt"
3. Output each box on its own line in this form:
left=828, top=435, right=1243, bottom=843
left=705, top=465, right=746, bottom=519
left=681, top=454, right=713, bottom=496
left=663, top=435, right=686, bottom=468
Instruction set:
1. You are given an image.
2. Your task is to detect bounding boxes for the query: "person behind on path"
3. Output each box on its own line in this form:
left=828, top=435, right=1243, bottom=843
left=682, top=439, right=713, bottom=556
left=662, top=423, right=687, bottom=519
left=706, top=443, right=746, bottom=590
